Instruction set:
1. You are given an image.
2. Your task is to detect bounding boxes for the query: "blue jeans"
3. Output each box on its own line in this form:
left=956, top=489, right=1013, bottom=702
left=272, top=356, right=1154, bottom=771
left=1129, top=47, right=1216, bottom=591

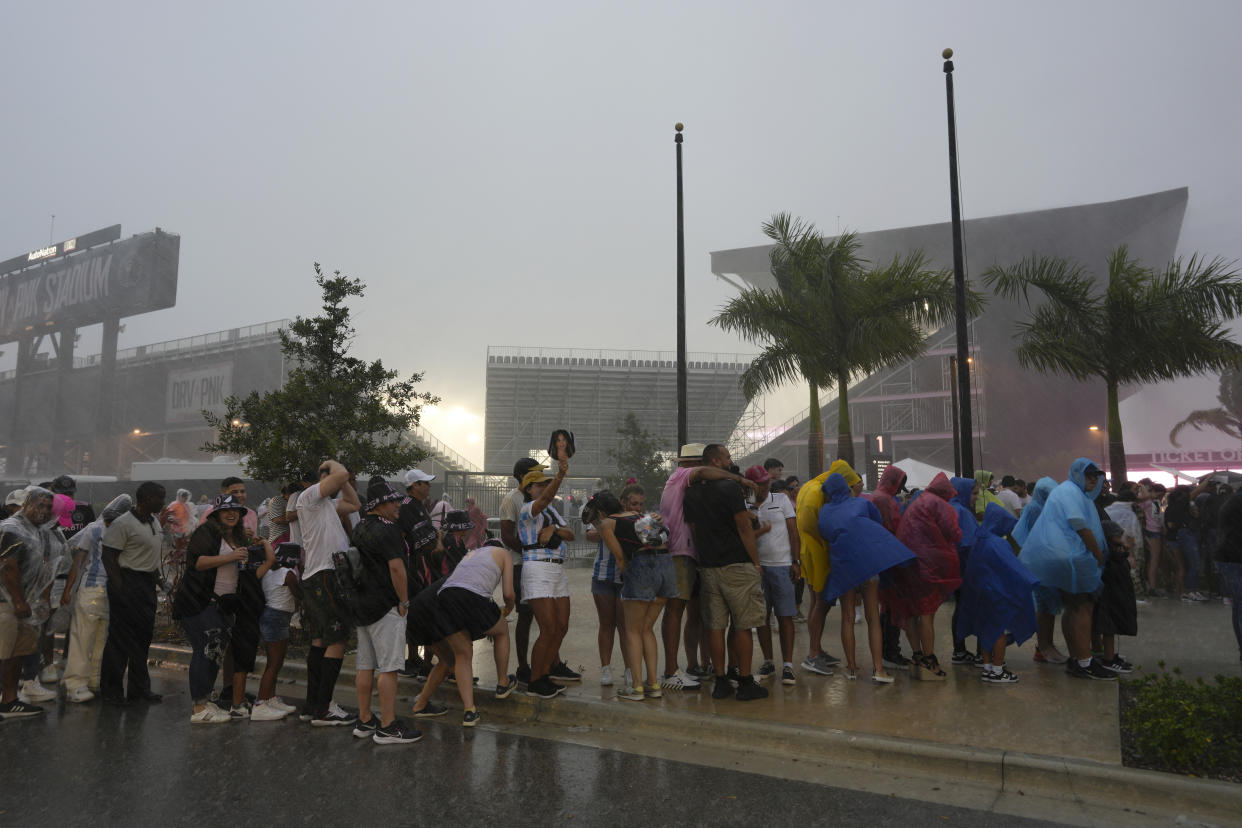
left=1175, top=529, right=1200, bottom=591
left=1217, top=562, right=1242, bottom=660
left=181, top=604, right=231, bottom=703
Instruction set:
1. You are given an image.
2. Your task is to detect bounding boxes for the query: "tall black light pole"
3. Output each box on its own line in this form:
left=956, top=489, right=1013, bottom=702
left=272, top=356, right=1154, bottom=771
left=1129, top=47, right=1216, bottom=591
left=675, top=122, right=688, bottom=450
left=943, top=48, right=973, bottom=477
left=949, top=355, right=961, bottom=477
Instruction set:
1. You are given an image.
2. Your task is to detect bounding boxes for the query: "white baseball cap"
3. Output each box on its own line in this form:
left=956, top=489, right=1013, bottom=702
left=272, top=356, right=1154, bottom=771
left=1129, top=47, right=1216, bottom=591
left=403, top=469, right=436, bottom=487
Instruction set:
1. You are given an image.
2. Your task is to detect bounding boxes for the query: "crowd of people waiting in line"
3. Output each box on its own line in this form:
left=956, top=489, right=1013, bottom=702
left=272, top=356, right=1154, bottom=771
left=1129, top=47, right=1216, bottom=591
left=2, top=445, right=1240, bottom=745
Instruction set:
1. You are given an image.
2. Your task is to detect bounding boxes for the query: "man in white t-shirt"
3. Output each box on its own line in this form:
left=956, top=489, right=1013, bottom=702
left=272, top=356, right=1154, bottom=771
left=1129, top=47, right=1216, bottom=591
left=996, top=475, right=1023, bottom=516
left=297, top=459, right=360, bottom=726
left=746, top=465, right=801, bottom=686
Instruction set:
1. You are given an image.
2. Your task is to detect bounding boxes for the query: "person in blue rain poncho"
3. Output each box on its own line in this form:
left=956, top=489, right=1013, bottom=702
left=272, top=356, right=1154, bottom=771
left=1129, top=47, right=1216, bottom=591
left=1017, top=458, right=1115, bottom=680
left=948, top=477, right=982, bottom=666
left=1010, top=476, right=1068, bottom=665
left=818, top=474, right=915, bottom=684
left=1011, top=476, right=1056, bottom=547
left=954, top=503, right=1039, bottom=685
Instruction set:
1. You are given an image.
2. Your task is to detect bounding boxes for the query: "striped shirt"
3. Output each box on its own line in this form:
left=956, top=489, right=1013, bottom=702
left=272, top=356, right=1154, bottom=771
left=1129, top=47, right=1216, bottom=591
left=591, top=539, right=621, bottom=583
left=71, top=523, right=109, bottom=588
left=518, top=502, right=567, bottom=562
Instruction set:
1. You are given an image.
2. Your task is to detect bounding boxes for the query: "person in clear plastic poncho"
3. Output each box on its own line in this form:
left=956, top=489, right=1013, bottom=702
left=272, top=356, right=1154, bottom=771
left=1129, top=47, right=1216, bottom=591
left=1017, top=458, right=1110, bottom=677
left=0, top=488, right=55, bottom=710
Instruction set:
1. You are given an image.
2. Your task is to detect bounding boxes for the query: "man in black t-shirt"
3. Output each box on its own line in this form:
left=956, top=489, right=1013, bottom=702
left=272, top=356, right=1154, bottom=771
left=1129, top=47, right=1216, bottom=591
left=398, top=469, right=440, bottom=677
left=350, top=480, right=420, bottom=744
left=684, top=444, right=768, bottom=702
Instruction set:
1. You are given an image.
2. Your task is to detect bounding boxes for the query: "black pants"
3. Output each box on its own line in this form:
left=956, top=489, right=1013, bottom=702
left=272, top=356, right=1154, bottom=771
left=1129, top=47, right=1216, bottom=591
left=881, top=606, right=901, bottom=659
left=100, top=570, right=157, bottom=699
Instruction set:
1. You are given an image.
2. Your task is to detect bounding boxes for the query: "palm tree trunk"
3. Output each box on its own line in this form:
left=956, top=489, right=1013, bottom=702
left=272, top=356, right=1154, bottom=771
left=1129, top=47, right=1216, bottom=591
left=807, top=383, right=825, bottom=478
left=1106, top=379, right=1127, bottom=484
left=836, top=368, right=855, bottom=467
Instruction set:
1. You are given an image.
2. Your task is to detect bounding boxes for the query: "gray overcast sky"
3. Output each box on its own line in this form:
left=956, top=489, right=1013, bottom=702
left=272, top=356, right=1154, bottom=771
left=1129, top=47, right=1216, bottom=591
left=3, top=0, right=1241, bottom=464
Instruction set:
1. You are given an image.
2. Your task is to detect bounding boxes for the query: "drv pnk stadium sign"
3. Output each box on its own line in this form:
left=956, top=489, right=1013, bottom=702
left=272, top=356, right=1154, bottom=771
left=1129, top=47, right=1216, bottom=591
left=0, top=228, right=179, bottom=343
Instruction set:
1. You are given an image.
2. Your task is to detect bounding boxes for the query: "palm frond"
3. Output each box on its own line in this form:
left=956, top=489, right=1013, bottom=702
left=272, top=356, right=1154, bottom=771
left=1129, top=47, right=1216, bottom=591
left=1168, top=407, right=1242, bottom=446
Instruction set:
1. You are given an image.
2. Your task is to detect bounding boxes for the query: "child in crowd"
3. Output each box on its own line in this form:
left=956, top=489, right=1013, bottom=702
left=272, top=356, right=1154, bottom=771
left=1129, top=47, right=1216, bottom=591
left=954, top=504, right=1039, bottom=684
left=251, top=545, right=302, bottom=720
left=1092, top=520, right=1137, bottom=673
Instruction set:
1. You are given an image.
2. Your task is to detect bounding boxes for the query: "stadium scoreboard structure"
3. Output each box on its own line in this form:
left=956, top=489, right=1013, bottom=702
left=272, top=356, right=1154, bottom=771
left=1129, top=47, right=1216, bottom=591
left=0, top=225, right=181, bottom=476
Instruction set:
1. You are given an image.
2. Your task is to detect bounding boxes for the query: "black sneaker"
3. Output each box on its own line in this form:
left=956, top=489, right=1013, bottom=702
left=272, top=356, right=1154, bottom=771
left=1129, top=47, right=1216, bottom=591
left=495, top=675, right=518, bottom=699
left=299, top=708, right=314, bottom=722
left=820, top=651, right=842, bottom=667
left=373, top=719, right=423, bottom=745
left=397, top=662, right=420, bottom=679
left=445, top=674, right=479, bottom=685
left=412, top=701, right=449, bottom=718
left=985, top=667, right=1019, bottom=685
left=352, top=715, right=380, bottom=738
left=711, top=675, right=733, bottom=699
left=311, top=701, right=358, bottom=726
left=781, top=665, right=797, bottom=685
left=462, top=708, right=481, bottom=727
left=735, top=678, right=769, bottom=701
left=515, top=665, right=531, bottom=686
left=951, top=651, right=980, bottom=666
left=1102, top=655, right=1134, bottom=674
left=549, top=662, right=582, bottom=685
left=1085, top=657, right=1119, bottom=680
left=882, top=653, right=911, bottom=670
left=757, top=662, right=776, bottom=680
left=725, top=666, right=742, bottom=687
left=0, top=699, right=45, bottom=718
left=526, top=676, right=564, bottom=699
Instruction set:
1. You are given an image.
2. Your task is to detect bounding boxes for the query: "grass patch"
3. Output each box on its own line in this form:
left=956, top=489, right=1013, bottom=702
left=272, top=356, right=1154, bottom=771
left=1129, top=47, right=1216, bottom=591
left=1120, top=664, right=1241, bottom=783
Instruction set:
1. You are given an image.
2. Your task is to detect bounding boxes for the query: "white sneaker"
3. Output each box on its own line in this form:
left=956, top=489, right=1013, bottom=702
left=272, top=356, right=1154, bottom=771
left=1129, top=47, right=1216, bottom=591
left=249, top=699, right=290, bottom=721
left=267, top=696, right=297, bottom=714
left=39, top=665, right=61, bottom=684
left=659, top=669, right=701, bottom=690
left=19, top=680, right=56, bottom=702
left=190, top=702, right=232, bottom=724
left=67, top=686, right=95, bottom=703
left=600, top=665, right=613, bottom=686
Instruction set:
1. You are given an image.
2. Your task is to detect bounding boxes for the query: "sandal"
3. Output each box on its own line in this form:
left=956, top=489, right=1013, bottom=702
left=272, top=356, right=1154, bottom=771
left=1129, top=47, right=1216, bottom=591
left=919, top=654, right=946, bottom=681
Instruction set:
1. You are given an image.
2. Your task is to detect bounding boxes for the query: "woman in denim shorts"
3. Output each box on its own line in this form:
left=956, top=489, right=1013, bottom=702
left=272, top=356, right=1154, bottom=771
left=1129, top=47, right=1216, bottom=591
left=583, top=491, right=676, bottom=701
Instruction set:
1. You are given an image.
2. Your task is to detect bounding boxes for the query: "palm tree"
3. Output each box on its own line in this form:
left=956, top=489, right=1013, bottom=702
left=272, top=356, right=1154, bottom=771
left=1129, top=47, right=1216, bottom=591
left=983, top=247, right=1242, bottom=482
left=712, top=213, right=971, bottom=475
left=1169, top=364, right=1242, bottom=445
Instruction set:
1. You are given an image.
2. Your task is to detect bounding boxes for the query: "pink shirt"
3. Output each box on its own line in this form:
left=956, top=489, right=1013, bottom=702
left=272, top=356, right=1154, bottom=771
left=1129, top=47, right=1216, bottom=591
left=659, top=466, right=696, bottom=559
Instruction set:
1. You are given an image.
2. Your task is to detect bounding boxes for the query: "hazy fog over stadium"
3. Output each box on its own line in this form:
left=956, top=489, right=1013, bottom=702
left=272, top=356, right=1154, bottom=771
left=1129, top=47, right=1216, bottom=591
left=3, top=1, right=1241, bottom=467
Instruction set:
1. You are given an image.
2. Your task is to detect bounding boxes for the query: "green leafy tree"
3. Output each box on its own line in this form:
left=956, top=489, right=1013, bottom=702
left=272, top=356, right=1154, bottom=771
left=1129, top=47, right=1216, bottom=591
left=603, top=412, right=671, bottom=503
left=712, top=213, right=974, bottom=473
left=1169, top=364, right=1242, bottom=446
left=983, top=247, right=1242, bottom=482
left=203, top=264, right=439, bottom=481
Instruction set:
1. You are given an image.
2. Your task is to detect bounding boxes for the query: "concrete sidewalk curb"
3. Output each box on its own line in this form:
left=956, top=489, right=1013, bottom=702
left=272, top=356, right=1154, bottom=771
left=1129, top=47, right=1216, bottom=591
left=148, top=643, right=1240, bottom=824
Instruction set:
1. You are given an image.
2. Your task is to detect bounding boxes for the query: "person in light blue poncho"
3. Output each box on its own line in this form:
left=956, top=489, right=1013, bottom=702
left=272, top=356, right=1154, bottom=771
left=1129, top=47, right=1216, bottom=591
left=818, top=474, right=915, bottom=683
left=1011, top=476, right=1056, bottom=547
left=1017, top=458, right=1114, bottom=680
left=1010, top=475, right=1063, bottom=664
left=954, top=503, right=1039, bottom=684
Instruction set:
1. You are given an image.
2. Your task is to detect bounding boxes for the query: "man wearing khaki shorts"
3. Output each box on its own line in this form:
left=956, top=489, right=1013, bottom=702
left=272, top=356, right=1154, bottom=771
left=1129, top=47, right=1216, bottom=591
left=0, top=489, right=55, bottom=718
left=684, top=444, right=768, bottom=702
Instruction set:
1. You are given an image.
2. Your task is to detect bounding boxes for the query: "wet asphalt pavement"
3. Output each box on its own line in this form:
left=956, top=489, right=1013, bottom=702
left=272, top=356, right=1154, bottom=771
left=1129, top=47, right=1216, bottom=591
left=0, top=667, right=1066, bottom=827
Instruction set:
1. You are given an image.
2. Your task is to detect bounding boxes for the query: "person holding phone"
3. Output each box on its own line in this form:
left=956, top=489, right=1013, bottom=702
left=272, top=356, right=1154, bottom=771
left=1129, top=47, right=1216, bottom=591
left=172, top=494, right=275, bottom=723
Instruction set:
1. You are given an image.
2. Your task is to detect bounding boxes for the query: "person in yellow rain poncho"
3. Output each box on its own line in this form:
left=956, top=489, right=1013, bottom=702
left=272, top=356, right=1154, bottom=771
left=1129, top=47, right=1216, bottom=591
left=794, top=459, right=860, bottom=675
left=973, top=469, right=1007, bottom=520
